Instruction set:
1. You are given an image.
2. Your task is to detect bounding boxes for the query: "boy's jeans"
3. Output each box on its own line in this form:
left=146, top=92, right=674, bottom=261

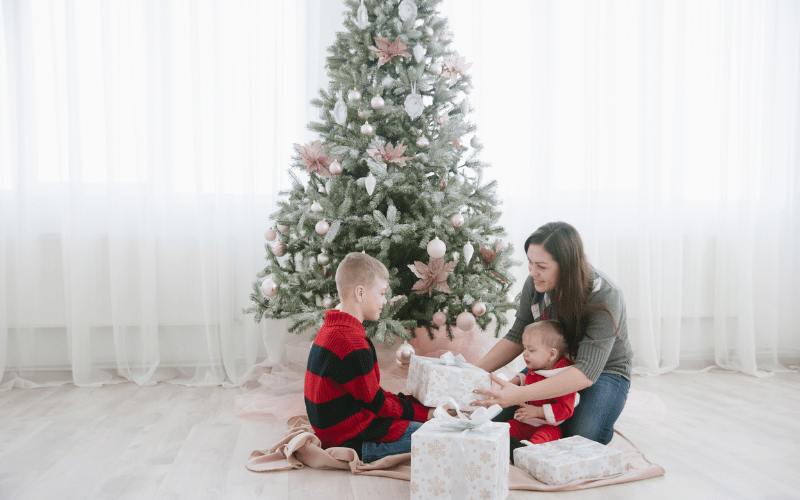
left=361, top=421, right=423, bottom=463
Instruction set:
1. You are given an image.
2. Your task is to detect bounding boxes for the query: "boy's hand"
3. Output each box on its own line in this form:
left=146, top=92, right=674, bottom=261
left=514, top=403, right=544, bottom=421
left=427, top=407, right=436, bottom=420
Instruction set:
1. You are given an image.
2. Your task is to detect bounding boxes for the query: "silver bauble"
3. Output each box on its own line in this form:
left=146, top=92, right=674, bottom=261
left=395, top=341, right=415, bottom=368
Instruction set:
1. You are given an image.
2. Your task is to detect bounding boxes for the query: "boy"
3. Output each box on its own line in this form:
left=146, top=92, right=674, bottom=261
left=508, top=320, right=578, bottom=444
left=304, top=252, right=433, bottom=463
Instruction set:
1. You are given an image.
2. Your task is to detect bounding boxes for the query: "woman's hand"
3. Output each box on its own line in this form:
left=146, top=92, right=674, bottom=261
left=514, top=403, right=543, bottom=421
left=471, top=373, right=525, bottom=408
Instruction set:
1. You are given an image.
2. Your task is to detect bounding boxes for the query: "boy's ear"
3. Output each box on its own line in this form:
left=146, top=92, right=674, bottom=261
left=354, top=284, right=365, bottom=303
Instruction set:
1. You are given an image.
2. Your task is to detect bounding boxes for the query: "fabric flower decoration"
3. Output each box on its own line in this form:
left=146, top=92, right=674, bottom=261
left=481, top=245, right=509, bottom=283
left=294, top=140, right=334, bottom=178
left=367, top=140, right=414, bottom=167
left=408, top=257, right=458, bottom=295
left=368, top=36, right=412, bottom=68
left=440, top=51, right=473, bottom=87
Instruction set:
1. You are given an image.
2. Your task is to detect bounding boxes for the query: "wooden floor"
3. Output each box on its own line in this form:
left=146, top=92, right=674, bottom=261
left=1, top=370, right=799, bottom=500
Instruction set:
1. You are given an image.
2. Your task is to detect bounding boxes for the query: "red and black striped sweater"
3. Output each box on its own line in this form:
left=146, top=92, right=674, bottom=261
left=304, top=310, right=428, bottom=449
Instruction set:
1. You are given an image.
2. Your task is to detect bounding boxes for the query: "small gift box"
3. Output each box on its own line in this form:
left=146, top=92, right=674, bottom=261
left=513, top=435, right=623, bottom=486
left=405, top=352, right=491, bottom=411
left=410, top=399, right=510, bottom=500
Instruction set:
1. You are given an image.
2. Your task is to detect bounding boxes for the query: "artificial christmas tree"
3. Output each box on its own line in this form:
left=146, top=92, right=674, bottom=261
left=246, top=0, right=518, bottom=343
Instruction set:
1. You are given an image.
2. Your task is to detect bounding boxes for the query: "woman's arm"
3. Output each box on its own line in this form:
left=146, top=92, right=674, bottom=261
left=472, top=367, right=593, bottom=408
left=474, top=338, right=524, bottom=372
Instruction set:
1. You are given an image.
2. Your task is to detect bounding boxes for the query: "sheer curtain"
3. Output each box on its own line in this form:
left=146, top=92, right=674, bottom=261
left=2, top=1, right=798, bottom=391
left=441, top=0, right=800, bottom=376
left=0, top=0, right=340, bottom=389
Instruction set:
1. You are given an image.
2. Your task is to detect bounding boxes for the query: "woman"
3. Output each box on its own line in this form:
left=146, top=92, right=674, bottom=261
left=472, top=222, right=633, bottom=444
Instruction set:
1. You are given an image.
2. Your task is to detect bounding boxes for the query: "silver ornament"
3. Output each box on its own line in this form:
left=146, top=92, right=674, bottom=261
left=322, top=295, right=335, bottom=309
left=427, top=237, right=446, bottom=259
left=404, top=93, right=424, bottom=119
left=416, top=136, right=429, bottom=149
left=370, top=95, right=385, bottom=110
left=413, top=44, right=426, bottom=63
left=356, top=0, right=369, bottom=29
left=424, top=26, right=434, bottom=38
left=261, top=278, right=279, bottom=296
left=348, top=88, right=362, bottom=102
left=329, top=161, right=343, bottom=175
left=315, top=220, right=329, bottom=235
left=395, top=341, right=415, bottom=368
left=462, top=241, right=474, bottom=264
left=310, top=201, right=323, bottom=213
left=333, top=97, right=347, bottom=125
left=361, top=121, right=374, bottom=135
left=470, top=136, right=482, bottom=148
left=428, top=62, right=442, bottom=75
left=450, top=213, right=464, bottom=228
left=317, top=252, right=330, bottom=266
left=364, top=173, right=377, bottom=195
left=398, top=0, right=418, bottom=22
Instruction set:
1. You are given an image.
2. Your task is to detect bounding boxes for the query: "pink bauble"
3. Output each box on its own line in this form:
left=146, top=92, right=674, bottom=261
left=264, top=229, right=277, bottom=241
left=315, top=220, right=330, bottom=235
left=277, top=224, right=290, bottom=233
left=456, top=311, right=476, bottom=331
left=260, top=278, right=279, bottom=296
left=329, top=161, right=343, bottom=175
left=432, top=311, right=447, bottom=326
left=271, top=241, right=287, bottom=257
left=450, top=213, right=464, bottom=228
left=472, top=301, right=487, bottom=317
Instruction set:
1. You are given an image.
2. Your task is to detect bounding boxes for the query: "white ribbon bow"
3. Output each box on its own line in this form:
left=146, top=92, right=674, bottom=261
left=430, top=397, right=502, bottom=432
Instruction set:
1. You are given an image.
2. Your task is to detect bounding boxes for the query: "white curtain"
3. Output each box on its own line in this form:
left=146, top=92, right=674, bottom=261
left=441, top=0, right=800, bottom=376
left=0, top=0, right=342, bottom=389
left=2, top=1, right=798, bottom=390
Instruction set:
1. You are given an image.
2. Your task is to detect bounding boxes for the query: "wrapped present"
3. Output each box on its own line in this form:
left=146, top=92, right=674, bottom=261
left=405, top=352, right=491, bottom=411
left=411, top=399, right=510, bottom=500
left=513, top=435, right=623, bottom=486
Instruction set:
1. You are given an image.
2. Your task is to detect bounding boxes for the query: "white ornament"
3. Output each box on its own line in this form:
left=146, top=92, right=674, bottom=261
left=361, top=121, right=374, bottom=135
left=342, top=13, right=350, bottom=23
left=413, top=44, right=426, bottom=63
left=333, top=97, right=347, bottom=126
left=460, top=99, right=470, bottom=115
left=424, top=26, right=434, bottom=38
left=416, top=136, right=429, bottom=149
left=370, top=96, right=385, bottom=110
left=315, top=220, right=330, bottom=235
left=453, top=173, right=464, bottom=187
left=318, top=185, right=326, bottom=194
left=428, top=62, right=442, bottom=75
left=404, top=93, right=425, bottom=119
left=470, top=136, right=482, bottom=148
left=261, top=278, right=279, bottom=296
left=439, top=33, right=451, bottom=42
left=382, top=75, right=395, bottom=87
left=310, top=201, right=323, bottom=214
left=450, top=213, right=464, bottom=228
left=329, top=161, right=343, bottom=175
left=277, top=224, right=289, bottom=233
left=472, top=301, right=487, bottom=317
left=432, top=311, right=447, bottom=326
left=264, top=229, right=277, bottom=241
left=456, top=311, right=476, bottom=331
left=464, top=85, right=473, bottom=95
left=317, top=252, right=330, bottom=266
left=325, top=65, right=331, bottom=76
left=462, top=241, right=474, bottom=264
left=395, top=341, right=415, bottom=368
left=365, top=173, right=377, bottom=195
left=356, top=0, right=369, bottom=29
left=427, top=237, right=446, bottom=259
left=322, top=295, right=335, bottom=309
left=348, top=88, right=362, bottom=102
left=398, top=0, right=418, bottom=22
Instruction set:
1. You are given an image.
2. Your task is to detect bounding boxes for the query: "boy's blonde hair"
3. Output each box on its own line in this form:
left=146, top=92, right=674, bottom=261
left=522, top=320, right=568, bottom=356
left=335, top=252, right=390, bottom=299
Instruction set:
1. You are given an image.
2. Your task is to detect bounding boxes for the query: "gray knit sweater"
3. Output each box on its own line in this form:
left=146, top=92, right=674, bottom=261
left=504, top=266, right=633, bottom=382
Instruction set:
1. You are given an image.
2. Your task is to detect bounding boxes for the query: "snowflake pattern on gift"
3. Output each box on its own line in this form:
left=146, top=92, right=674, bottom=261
left=410, top=482, right=419, bottom=494
left=479, top=489, right=492, bottom=500
left=609, top=455, right=622, bottom=468
left=561, top=464, right=575, bottom=478
left=427, top=476, right=446, bottom=496
left=464, top=462, right=481, bottom=481
left=443, top=466, right=452, bottom=478
left=479, top=451, right=492, bottom=463
left=428, top=439, right=446, bottom=459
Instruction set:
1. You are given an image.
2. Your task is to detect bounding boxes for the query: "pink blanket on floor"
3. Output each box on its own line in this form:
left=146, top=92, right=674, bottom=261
left=245, top=416, right=665, bottom=491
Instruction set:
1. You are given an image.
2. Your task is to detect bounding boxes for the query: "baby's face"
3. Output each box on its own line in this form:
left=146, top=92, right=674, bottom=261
left=521, top=334, right=553, bottom=370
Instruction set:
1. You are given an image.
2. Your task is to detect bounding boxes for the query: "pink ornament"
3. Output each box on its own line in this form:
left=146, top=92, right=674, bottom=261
left=472, top=301, right=487, bottom=317
left=456, top=311, right=476, bottom=331
left=277, top=224, right=290, bottom=233
left=329, top=161, right=343, bottom=175
left=271, top=241, right=287, bottom=257
left=261, top=278, right=279, bottom=296
left=315, top=220, right=330, bottom=235
left=264, top=229, right=277, bottom=241
left=450, top=213, right=464, bottom=228
left=432, top=311, right=447, bottom=326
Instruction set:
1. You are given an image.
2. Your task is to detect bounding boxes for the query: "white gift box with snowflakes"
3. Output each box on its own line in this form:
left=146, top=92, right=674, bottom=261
left=512, top=435, right=623, bottom=486
left=410, top=400, right=509, bottom=500
left=405, top=352, right=491, bottom=412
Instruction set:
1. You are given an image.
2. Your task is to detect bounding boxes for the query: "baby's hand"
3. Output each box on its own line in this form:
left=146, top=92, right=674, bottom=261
left=514, top=403, right=538, bottom=421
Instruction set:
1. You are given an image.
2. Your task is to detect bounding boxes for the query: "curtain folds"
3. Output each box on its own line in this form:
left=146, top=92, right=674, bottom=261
left=1, top=0, right=798, bottom=390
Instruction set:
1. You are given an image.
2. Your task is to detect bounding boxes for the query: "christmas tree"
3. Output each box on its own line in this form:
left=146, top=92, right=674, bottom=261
left=246, top=0, right=518, bottom=343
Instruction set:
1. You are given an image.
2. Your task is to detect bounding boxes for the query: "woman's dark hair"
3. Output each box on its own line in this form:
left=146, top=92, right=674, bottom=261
left=524, top=222, right=614, bottom=359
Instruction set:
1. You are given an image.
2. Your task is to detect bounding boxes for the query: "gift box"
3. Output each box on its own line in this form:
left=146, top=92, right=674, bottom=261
left=410, top=401, right=510, bottom=500
left=513, top=435, right=623, bottom=486
left=405, top=352, right=491, bottom=412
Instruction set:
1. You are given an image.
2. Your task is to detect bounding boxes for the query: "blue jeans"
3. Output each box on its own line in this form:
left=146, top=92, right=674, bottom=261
left=361, top=421, right=423, bottom=463
left=561, top=373, right=630, bottom=445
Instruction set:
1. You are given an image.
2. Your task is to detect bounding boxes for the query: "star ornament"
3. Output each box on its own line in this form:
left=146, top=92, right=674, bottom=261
left=367, top=140, right=414, bottom=167
left=294, top=140, right=334, bottom=178
left=408, top=257, right=458, bottom=296
left=440, top=51, right=473, bottom=87
left=368, top=36, right=412, bottom=68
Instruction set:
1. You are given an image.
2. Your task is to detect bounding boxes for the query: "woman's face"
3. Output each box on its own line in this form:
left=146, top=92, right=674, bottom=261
left=526, top=244, right=559, bottom=293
